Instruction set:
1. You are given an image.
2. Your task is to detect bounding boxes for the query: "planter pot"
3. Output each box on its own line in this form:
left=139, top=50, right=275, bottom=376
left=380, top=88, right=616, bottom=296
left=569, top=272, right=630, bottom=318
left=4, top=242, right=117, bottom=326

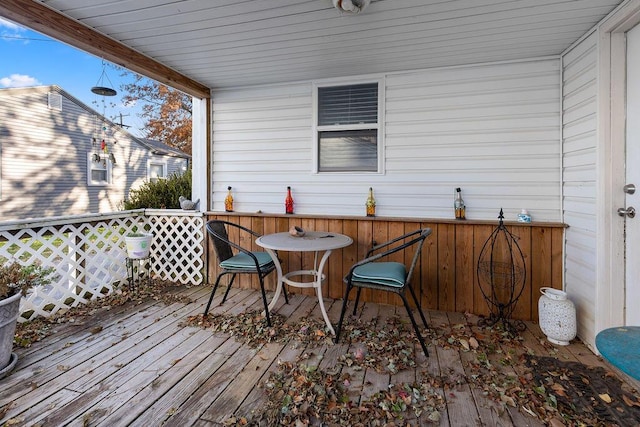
left=538, top=287, right=577, bottom=345
left=125, top=233, right=153, bottom=259
left=0, top=291, right=21, bottom=377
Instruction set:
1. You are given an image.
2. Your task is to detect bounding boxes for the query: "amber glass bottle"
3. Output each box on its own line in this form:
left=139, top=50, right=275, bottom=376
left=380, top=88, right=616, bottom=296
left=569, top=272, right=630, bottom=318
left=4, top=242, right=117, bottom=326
left=285, top=186, right=294, bottom=214
left=366, top=187, right=376, bottom=217
left=224, top=186, right=233, bottom=212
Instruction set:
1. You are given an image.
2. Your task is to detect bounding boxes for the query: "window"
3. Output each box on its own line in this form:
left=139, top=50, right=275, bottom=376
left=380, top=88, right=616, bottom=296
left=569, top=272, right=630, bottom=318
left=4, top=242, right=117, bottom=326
left=314, top=81, right=382, bottom=172
left=148, top=159, right=167, bottom=182
left=87, top=152, right=112, bottom=186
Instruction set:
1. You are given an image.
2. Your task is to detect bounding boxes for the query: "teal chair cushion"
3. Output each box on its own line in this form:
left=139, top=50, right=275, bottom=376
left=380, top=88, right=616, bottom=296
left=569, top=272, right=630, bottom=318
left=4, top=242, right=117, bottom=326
left=220, top=252, right=273, bottom=269
left=352, top=262, right=406, bottom=288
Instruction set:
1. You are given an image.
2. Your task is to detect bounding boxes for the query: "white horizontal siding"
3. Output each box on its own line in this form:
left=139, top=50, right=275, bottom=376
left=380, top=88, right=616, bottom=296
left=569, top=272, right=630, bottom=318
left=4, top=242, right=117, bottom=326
left=0, top=87, right=171, bottom=220
left=561, top=32, right=598, bottom=348
left=211, top=58, right=561, bottom=221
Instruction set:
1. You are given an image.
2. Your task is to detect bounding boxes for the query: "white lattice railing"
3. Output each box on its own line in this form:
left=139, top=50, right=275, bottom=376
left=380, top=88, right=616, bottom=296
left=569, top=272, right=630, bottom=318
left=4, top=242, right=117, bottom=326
left=0, top=209, right=205, bottom=322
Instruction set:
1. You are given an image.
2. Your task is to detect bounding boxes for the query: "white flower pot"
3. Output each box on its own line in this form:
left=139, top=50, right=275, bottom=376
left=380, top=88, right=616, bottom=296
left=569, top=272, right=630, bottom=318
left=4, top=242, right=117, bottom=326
left=538, top=287, right=577, bottom=345
left=125, top=233, right=153, bottom=259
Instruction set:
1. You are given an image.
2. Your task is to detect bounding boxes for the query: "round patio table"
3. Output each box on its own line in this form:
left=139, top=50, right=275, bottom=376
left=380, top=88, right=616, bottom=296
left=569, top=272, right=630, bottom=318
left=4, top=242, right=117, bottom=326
left=255, top=231, right=353, bottom=335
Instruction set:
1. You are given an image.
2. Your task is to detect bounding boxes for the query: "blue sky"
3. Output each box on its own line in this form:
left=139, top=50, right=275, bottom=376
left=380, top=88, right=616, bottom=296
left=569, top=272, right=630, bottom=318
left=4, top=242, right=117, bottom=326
left=0, top=17, right=146, bottom=136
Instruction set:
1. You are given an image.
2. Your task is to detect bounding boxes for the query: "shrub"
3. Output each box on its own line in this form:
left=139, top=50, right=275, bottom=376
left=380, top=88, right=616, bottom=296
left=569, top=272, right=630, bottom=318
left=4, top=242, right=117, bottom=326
left=124, top=169, right=192, bottom=210
left=0, top=261, right=56, bottom=299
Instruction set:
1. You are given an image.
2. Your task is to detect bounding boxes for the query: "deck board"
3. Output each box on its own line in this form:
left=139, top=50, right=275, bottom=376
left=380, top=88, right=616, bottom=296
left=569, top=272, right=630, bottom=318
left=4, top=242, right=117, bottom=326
left=1, top=284, right=637, bottom=426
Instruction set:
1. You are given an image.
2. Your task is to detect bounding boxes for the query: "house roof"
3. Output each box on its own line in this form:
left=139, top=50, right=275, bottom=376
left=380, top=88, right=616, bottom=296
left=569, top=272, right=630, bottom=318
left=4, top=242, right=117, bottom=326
left=0, top=1, right=625, bottom=95
left=0, top=84, right=189, bottom=159
left=138, top=138, right=191, bottom=159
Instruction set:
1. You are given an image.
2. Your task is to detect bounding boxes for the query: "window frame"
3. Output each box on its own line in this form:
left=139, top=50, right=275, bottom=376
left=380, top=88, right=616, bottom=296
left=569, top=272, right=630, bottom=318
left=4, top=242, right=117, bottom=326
left=147, top=158, right=168, bottom=182
left=312, top=78, right=385, bottom=174
left=86, top=152, right=113, bottom=186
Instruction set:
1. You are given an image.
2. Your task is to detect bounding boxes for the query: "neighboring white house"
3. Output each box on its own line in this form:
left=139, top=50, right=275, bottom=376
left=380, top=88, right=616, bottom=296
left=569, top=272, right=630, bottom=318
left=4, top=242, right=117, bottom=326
left=0, top=85, right=189, bottom=220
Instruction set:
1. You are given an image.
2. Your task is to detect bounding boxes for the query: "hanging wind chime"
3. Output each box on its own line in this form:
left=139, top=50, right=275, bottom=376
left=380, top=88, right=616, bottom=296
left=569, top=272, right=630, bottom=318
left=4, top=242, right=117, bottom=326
left=91, top=61, right=118, bottom=165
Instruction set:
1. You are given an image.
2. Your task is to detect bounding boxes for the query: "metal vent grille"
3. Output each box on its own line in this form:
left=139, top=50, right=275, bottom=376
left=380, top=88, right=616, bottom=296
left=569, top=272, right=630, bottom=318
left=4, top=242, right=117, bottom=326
left=48, top=92, right=62, bottom=110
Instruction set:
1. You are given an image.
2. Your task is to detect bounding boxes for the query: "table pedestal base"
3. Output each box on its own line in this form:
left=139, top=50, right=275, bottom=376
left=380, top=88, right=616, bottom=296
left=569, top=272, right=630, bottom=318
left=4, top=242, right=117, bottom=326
left=283, top=270, right=334, bottom=335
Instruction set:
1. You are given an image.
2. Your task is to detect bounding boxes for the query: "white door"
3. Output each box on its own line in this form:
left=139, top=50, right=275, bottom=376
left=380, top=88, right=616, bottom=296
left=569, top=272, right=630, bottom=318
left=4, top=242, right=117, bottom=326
left=625, top=24, right=640, bottom=325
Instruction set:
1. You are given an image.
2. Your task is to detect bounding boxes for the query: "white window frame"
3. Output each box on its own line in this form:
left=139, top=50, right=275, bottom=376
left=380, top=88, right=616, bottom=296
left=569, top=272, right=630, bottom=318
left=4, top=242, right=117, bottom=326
left=86, top=152, right=113, bottom=186
left=312, top=78, right=384, bottom=174
left=147, top=158, right=168, bottom=182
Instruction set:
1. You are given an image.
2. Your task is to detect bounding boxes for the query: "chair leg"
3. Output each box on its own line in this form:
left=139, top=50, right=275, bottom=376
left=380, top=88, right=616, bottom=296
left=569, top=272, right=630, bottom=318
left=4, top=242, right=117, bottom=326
left=258, top=275, right=272, bottom=327
left=335, top=283, right=354, bottom=343
left=221, top=274, right=236, bottom=303
left=204, top=273, right=225, bottom=316
left=407, top=283, right=429, bottom=329
left=399, top=291, right=429, bottom=358
left=352, top=286, right=363, bottom=315
left=283, top=283, right=289, bottom=304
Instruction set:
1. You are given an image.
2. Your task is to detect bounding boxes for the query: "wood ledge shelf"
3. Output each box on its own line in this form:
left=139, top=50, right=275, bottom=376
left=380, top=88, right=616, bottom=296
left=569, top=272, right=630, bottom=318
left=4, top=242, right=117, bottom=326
left=205, top=211, right=567, bottom=228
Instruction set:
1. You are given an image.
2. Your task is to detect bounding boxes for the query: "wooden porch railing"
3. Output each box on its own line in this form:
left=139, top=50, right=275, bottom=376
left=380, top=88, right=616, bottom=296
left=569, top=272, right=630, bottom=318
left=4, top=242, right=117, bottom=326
left=205, top=213, right=565, bottom=321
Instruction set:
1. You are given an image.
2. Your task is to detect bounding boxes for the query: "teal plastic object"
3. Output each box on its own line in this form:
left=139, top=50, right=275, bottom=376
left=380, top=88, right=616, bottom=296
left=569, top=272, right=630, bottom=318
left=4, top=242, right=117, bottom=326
left=596, top=326, right=640, bottom=381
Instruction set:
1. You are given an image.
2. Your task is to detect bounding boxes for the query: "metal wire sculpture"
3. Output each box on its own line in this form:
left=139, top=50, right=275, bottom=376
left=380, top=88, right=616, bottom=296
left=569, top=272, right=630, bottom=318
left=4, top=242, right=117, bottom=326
left=477, top=209, right=526, bottom=333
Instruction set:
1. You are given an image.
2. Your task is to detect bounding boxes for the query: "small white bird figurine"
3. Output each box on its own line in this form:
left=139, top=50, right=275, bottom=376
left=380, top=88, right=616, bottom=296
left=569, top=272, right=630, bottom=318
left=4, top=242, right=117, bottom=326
left=179, top=196, right=199, bottom=210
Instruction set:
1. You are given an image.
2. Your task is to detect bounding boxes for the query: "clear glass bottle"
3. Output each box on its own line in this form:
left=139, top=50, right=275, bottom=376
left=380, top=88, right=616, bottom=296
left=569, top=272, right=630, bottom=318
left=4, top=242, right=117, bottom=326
left=224, top=186, right=233, bottom=212
left=285, top=186, right=294, bottom=214
left=454, top=187, right=466, bottom=220
left=366, top=187, right=376, bottom=217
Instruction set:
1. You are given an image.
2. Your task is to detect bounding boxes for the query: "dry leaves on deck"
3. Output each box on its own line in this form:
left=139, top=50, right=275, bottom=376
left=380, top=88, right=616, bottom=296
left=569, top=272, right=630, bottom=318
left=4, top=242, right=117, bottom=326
left=233, top=358, right=447, bottom=426
left=14, top=279, right=192, bottom=348
left=182, top=312, right=422, bottom=374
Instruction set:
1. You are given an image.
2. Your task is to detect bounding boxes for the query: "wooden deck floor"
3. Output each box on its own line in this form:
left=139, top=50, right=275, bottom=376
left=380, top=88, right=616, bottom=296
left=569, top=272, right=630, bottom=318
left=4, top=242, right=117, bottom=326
left=1, top=285, right=637, bottom=426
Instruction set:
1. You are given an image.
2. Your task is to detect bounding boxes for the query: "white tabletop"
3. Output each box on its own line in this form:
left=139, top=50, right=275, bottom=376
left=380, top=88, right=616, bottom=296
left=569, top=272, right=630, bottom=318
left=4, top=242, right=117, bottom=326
left=256, top=231, right=353, bottom=252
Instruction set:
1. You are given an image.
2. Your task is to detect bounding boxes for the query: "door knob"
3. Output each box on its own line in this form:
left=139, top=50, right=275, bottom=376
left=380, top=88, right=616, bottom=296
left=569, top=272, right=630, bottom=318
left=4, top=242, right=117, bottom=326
left=624, top=184, right=636, bottom=194
left=618, top=206, right=636, bottom=218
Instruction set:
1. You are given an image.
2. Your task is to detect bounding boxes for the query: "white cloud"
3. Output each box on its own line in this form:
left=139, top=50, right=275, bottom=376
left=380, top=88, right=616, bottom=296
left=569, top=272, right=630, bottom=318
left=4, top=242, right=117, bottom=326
left=0, top=17, right=22, bottom=31
left=0, top=74, right=41, bottom=88
left=1, top=18, right=28, bottom=44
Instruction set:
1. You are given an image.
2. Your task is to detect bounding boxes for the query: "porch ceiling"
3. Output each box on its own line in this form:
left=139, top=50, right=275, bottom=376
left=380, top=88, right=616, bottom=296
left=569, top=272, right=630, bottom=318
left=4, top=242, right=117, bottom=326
left=5, top=0, right=625, bottom=92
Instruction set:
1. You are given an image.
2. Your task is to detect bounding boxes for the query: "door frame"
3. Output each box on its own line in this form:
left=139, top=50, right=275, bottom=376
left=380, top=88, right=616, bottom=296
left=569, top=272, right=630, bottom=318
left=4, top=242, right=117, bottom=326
left=597, top=0, right=640, bottom=334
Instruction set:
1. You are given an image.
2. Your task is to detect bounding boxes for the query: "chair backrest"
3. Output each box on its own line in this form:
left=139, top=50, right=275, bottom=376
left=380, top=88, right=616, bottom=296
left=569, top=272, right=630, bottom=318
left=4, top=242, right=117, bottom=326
left=206, top=220, right=234, bottom=263
left=350, top=228, right=431, bottom=286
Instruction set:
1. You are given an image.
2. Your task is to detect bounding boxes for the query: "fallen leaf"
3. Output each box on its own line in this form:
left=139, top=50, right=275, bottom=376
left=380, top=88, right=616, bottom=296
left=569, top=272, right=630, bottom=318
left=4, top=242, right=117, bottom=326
left=90, top=326, right=103, bottom=334
left=427, top=411, right=441, bottom=422
left=551, top=383, right=567, bottom=397
left=500, top=395, right=516, bottom=407
left=459, top=338, right=470, bottom=351
left=599, top=393, right=612, bottom=403
left=521, top=405, right=537, bottom=417
left=549, top=417, right=565, bottom=427
left=469, top=336, right=479, bottom=349
left=623, top=394, right=640, bottom=407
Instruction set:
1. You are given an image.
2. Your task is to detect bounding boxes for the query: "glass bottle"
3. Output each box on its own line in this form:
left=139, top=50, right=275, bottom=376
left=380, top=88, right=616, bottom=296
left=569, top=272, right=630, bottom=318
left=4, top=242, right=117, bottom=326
left=285, top=186, right=294, bottom=214
left=454, top=187, right=466, bottom=220
left=366, top=187, right=376, bottom=217
left=224, top=186, right=233, bottom=212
